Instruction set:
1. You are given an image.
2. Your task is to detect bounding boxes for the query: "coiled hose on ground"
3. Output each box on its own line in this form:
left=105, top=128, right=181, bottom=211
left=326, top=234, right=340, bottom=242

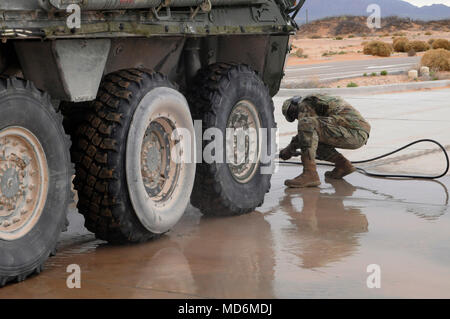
left=278, top=139, right=449, bottom=179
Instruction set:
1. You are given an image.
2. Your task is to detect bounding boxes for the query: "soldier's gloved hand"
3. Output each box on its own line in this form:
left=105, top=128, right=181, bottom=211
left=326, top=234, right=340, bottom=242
left=279, top=147, right=294, bottom=161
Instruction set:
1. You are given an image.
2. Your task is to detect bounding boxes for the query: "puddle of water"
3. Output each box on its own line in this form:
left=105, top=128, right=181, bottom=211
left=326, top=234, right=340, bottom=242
left=1, top=166, right=449, bottom=298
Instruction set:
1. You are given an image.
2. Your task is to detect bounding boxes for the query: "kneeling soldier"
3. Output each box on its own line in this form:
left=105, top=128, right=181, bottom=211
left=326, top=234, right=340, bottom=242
left=280, top=94, right=371, bottom=188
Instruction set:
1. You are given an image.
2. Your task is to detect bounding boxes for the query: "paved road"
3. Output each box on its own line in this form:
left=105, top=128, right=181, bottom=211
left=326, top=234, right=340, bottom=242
left=1, top=89, right=449, bottom=298
left=284, top=56, right=420, bottom=82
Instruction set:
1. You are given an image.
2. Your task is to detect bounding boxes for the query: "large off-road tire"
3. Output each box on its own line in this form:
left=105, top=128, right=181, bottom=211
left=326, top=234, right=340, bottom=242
left=61, top=101, right=93, bottom=138
left=188, top=63, right=276, bottom=216
left=72, top=69, right=196, bottom=243
left=0, top=78, right=72, bottom=286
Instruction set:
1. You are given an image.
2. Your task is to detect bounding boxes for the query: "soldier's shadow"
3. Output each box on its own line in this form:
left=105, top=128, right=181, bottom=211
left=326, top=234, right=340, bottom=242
left=279, top=178, right=369, bottom=269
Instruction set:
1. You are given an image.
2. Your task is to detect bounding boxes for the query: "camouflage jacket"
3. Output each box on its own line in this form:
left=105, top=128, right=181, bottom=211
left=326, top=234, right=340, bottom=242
left=297, top=94, right=371, bottom=135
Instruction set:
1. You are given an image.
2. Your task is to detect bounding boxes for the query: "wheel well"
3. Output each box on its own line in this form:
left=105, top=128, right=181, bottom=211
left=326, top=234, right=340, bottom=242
left=181, top=35, right=289, bottom=96
left=0, top=42, right=23, bottom=78
left=3, top=34, right=287, bottom=102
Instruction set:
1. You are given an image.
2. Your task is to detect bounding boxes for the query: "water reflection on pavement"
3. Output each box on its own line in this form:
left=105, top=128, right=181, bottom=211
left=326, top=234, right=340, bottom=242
left=1, top=165, right=449, bottom=298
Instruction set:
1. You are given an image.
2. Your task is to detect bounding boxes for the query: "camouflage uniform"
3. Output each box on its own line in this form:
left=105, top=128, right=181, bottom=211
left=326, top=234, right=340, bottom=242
left=284, top=94, right=370, bottom=160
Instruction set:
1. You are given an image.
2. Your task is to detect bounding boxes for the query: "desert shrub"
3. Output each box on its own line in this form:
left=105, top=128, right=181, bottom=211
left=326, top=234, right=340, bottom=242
left=388, top=43, right=394, bottom=52
left=334, top=20, right=370, bottom=36
left=362, top=44, right=371, bottom=55
left=393, top=32, right=406, bottom=37
left=393, top=37, right=409, bottom=52
left=425, top=31, right=432, bottom=35
left=380, top=70, right=388, bottom=76
left=299, top=76, right=321, bottom=88
left=432, top=39, right=450, bottom=50
left=363, top=41, right=392, bottom=57
left=421, top=49, right=450, bottom=71
left=322, top=51, right=335, bottom=56
left=371, top=72, right=377, bottom=76
left=405, top=40, right=430, bottom=52
left=347, top=82, right=358, bottom=87
left=295, top=48, right=304, bottom=57
left=428, top=39, right=435, bottom=45
left=310, top=35, right=321, bottom=39
left=408, top=49, right=417, bottom=56
left=348, top=34, right=355, bottom=38
left=334, top=36, right=343, bottom=40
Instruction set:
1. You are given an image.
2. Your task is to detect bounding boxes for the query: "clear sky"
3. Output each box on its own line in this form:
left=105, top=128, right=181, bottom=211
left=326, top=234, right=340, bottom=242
left=402, top=0, right=450, bottom=7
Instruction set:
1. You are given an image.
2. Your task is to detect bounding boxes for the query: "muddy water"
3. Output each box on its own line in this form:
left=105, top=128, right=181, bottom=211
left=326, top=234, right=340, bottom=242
left=1, top=165, right=449, bottom=298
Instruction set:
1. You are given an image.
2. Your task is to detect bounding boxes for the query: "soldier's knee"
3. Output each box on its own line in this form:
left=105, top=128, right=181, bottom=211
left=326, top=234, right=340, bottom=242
left=356, top=131, right=369, bottom=148
left=343, top=130, right=369, bottom=150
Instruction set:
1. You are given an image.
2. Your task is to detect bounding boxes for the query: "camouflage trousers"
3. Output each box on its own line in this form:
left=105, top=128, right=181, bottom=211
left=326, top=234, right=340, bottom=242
left=290, top=116, right=369, bottom=161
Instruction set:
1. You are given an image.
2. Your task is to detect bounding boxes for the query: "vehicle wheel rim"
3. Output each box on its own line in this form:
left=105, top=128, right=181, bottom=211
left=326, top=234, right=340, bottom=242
left=140, top=117, right=180, bottom=204
left=227, top=100, right=262, bottom=184
left=0, top=127, right=49, bottom=240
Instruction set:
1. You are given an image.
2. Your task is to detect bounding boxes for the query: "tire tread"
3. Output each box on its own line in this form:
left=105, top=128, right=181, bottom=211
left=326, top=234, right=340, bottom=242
left=0, top=77, right=73, bottom=287
left=72, top=69, right=174, bottom=243
left=188, top=63, right=275, bottom=217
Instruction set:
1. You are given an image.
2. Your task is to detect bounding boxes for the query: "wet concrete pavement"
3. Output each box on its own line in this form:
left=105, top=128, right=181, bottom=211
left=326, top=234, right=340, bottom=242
left=1, top=89, right=450, bottom=298
left=1, top=165, right=449, bottom=298
left=275, top=88, right=450, bottom=176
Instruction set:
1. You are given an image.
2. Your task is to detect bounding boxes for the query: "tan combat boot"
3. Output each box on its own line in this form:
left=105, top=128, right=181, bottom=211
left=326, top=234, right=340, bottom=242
left=324, top=153, right=356, bottom=179
left=285, top=155, right=321, bottom=188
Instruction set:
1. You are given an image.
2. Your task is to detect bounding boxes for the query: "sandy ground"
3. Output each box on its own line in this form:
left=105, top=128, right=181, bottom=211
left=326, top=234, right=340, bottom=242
left=288, top=30, right=450, bottom=67
left=330, top=74, right=410, bottom=87
left=327, top=72, right=450, bottom=88
left=285, top=30, right=450, bottom=87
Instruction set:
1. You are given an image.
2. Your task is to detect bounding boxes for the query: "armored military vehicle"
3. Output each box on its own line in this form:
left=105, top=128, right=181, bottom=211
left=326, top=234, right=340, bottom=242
left=0, top=0, right=303, bottom=285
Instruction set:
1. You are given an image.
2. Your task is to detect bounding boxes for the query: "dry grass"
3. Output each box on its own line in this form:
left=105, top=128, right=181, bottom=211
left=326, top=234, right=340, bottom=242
left=297, top=76, right=323, bottom=88
left=393, top=37, right=409, bottom=52
left=432, top=39, right=450, bottom=50
left=405, top=40, right=430, bottom=52
left=288, top=22, right=450, bottom=66
left=298, top=16, right=450, bottom=39
left=421, top=49, right=450, bottom=71
left=363, top=41, right=392, bottom=57
left=408, top=49, right=417, bottom=56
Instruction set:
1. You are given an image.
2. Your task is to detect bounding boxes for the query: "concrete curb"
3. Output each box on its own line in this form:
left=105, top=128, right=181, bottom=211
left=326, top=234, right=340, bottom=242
left=277, top=80, right=450, bottom=97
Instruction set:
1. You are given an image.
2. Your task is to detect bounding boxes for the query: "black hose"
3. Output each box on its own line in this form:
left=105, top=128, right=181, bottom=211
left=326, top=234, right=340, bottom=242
left=286, top=0, right=306, bottom=25
left=278, top=139, right=449, bottom=180
left=287, top=0, right=306, bottom=14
